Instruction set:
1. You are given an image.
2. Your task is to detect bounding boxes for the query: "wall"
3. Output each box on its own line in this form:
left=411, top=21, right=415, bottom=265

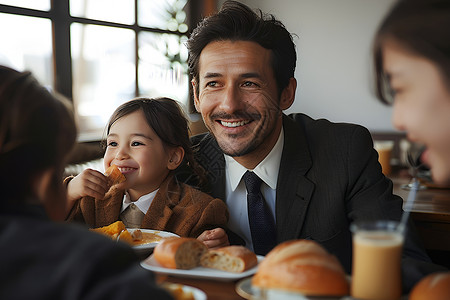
left=218, top=0, right=399, bottom=132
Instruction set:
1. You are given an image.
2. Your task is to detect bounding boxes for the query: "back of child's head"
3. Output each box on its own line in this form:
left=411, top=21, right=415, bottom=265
left=106, top=97, right=204, bottom=180
left=0, top=65, right=77, bottom=206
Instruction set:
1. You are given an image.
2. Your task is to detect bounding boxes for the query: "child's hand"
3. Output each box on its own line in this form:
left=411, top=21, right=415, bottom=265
left=197, top=228, right=229, bottom=249
left=66, top=168, right=109, bottom=202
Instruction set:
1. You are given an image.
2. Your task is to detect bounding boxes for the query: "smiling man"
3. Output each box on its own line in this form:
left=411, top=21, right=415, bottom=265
left=193, top=39, right=295, bottom=168
left=181, top=0, right=446, bottom=292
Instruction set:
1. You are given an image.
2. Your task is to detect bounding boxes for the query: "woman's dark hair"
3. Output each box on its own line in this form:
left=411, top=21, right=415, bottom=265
left=373, top=0, right=450, bottom=104
left=0, top=65, right=77, bottom=203
left=105, top=97, right=206, bottom=183
left=187, top=0, right=297, bottom=97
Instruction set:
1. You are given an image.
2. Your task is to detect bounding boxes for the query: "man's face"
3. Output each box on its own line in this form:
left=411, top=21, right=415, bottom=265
left=193, top=40, right=293, bottom=167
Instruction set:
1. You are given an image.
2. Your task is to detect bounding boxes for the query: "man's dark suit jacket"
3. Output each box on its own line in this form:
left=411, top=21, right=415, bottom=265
left=178, top=113, right=447, bottom=292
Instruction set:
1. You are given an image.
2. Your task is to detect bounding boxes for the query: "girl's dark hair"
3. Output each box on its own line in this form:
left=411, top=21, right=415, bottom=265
left=373, top=0, right=450, bottom=104
left=187, top=0, right=297, bottom=97
left=0, top=65, right=77, bottom=202
left=105, top=97, right=206, bottom=183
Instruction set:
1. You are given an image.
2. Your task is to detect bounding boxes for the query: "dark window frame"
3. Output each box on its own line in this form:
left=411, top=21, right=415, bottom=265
left=0, top=0, right=204, bottom=108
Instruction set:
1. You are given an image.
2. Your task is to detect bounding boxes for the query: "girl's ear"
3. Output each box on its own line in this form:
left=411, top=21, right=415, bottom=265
left=167, top=146, right=185, bottom=170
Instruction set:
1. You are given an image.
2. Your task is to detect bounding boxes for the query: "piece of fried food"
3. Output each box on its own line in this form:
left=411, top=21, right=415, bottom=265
left=91, top=220, right=125, bottom=236
left=104, top=164, right=126, bottom=186
left=90, top=220, right=133, bottom=244
left=161, top=283, right=195, bottom=300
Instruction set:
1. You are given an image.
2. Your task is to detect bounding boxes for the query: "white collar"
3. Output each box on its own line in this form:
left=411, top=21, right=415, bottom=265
left=121, top=189, right=159, bottom=214
left=225, top=127, right=284, bottom=190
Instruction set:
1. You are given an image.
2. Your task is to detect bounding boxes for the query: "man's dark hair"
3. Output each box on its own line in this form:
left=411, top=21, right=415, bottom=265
left=187, top=0, right=297, bottom=97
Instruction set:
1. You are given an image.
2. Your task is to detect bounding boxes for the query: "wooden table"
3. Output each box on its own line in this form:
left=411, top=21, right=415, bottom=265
left=159, top=275, right=350, bottom=300
left=390, top=170, right=450, bottom=268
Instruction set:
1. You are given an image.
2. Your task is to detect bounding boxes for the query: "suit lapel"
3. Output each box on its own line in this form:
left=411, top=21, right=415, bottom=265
left=276, top=115, right=315, bottom=242
left=141, top=175, right=178, bottom=230
left=197, top=134, right=227, bottom=201
left=194, top=120, right=315, bottom=242
left=94, top=188, right=123, bottom=227
left=141, top=192, right=173, bottom=231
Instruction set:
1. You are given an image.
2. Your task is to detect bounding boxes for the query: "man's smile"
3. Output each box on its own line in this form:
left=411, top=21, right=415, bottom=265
left=219, top=120, right=251, bottom=128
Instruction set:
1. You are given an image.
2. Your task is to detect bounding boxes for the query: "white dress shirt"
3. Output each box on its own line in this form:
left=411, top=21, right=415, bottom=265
left=120, top=189, right=158, bottom=215
left=224, top=127, right=284, bottom=251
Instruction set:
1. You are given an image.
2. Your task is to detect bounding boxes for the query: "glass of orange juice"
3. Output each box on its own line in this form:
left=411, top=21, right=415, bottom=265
left=350, top=220, right=404, bottom=300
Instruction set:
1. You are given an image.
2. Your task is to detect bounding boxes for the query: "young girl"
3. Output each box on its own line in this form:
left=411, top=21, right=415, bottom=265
left=65, top=97, right=229, bottom=240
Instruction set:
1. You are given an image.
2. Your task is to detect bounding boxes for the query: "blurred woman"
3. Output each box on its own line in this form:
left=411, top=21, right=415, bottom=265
left=373, top=0, right=450, bottom=186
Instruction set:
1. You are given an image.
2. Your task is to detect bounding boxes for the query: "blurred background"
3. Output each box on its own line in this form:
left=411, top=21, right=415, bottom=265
left=2, top=0, right=449, bottom=269
left=0, top=0, right=399, bottom=160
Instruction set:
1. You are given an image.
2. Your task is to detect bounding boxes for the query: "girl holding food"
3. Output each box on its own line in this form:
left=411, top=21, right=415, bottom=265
left=65, top=97, right=229, bottom=243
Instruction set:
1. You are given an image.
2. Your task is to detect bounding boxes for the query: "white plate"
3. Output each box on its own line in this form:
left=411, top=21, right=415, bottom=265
left=237, top=277, right=347, bottom=300
left=161, top=283, right=207, bottom=300
left=236, top=277, right=409, bottom=300
left=141, top=254, right=264, bottom=282
left=236, top=277, right=328, bottom=299
left=128, top=229, right=179, bottom=251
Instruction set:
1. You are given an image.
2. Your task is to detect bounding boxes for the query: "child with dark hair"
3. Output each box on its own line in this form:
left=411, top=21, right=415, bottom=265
left=65, top=97, right=229, bottom=243
left=0, top=66, right=172, bottom=299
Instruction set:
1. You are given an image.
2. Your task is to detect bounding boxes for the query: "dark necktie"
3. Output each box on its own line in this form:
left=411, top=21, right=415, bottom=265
left=243, top=171, right=277, bottom=255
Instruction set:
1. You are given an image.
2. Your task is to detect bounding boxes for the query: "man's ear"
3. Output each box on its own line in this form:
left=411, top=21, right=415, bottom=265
left=167, top=146, right=185, bottom=170
left=280, top=78, right=297, bottom=110
left=192, top=79, right=200, bottom=113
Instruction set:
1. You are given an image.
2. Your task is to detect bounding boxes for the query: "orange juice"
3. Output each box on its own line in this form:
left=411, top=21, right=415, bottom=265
left=374, top=141, right=394, bottom=175
left=351, top=223, right=404, bottom=300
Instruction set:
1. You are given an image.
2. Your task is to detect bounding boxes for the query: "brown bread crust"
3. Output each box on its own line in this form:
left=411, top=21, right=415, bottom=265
left=153, top=237, right=207, bottom=269
left=410, top=272, right=450, bottom=300
left=252, top=240, right=349, bottom=296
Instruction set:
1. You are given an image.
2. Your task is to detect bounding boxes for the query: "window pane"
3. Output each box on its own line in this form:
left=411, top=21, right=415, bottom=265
left=71, top=23, right=135, bottom=141
left=0, top=0, right=50, bottom=10
left=0, top=13, right=52, bottom=88
left=138, top=0, right=188, bottom=32
left=138, top=32, right=189, bottom=108
left=70, top=0, right=134, bottom=25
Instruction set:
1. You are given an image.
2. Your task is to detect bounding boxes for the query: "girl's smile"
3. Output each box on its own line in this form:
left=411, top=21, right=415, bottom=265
left=103, top=110, right=174, bottom=201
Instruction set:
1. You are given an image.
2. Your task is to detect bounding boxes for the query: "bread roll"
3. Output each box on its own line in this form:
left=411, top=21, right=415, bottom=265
left=410, top=272, right=450, bottom=300
left=200, top=245, right=257, bottom=273
left=153, top=237, right=207, bottom=269
left=105, top=164, right=126, bottom=186
left=252, top=240, right=349, bottom=296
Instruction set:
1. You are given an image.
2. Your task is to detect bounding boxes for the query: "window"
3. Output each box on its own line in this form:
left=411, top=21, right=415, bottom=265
left=0, top=0, right=195, bottom=141
left=0, top=12, right=53, bottom=87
